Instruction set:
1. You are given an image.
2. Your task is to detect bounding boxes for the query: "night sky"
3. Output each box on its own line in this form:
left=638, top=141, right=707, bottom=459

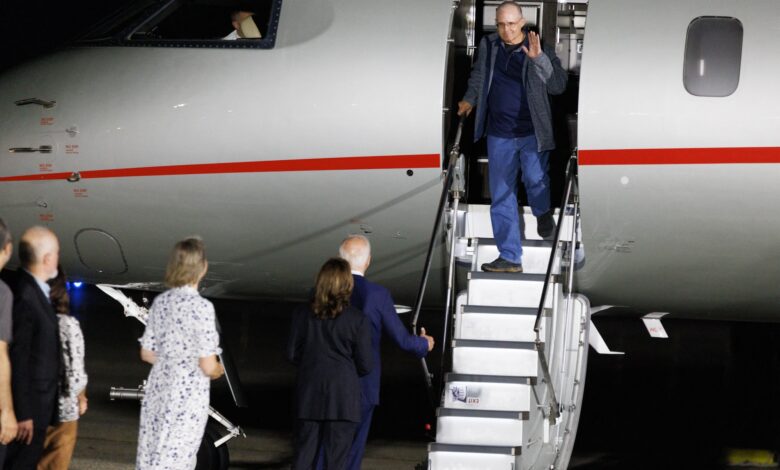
left=0, top=0, right=133, bottom=71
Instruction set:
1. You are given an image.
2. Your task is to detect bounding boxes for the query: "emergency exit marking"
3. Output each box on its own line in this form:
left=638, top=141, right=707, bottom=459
left=73, top=188, right=88, bottom=198
left=40, top=117, right=54, bottom=126
left=38, top=213, right=54, bottom=222
left=65, top=144, right=79, bottom=154
left=38, top=163, right=53, bottom=172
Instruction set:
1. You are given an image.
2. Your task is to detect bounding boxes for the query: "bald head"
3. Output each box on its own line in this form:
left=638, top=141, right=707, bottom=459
left=497, top=1, right=523, bottom=16
left=339, top=235, right=371, bottom=274
left=19, top=226, right=59, bottom=280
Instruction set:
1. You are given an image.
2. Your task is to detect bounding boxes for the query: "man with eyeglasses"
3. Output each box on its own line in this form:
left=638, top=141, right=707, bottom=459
left=458, top=0, right=567, bottom=273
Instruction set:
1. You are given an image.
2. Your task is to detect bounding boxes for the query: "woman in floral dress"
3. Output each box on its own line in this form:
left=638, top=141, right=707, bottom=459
left=136, top=238, right=224, bottom=470
left=38, top=267, right=88, bottom=470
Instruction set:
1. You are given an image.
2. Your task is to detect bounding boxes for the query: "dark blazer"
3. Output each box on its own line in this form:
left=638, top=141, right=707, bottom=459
left=351, top=275, right=428, bottom=406
left=288, top=304, right=372, bottom=423
left=9, top=270, right=61, bottom=427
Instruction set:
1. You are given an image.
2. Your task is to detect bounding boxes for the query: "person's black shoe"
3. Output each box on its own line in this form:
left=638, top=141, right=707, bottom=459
left=481, top=257, right=523, bottom=273
left=537, top=210, right=554, bottom=238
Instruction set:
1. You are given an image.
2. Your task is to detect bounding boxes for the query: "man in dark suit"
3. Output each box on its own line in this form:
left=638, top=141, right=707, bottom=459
left=337, top=235, right=434, bottom=470
left=5, top=226, right=61, bottom=470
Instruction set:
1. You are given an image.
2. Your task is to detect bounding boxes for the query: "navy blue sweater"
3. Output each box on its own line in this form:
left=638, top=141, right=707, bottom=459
left=487, top=41, right=534, bottom=138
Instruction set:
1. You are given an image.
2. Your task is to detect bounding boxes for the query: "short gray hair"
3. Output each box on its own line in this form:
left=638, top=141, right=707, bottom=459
left=339, top=234, right=371, bottom=269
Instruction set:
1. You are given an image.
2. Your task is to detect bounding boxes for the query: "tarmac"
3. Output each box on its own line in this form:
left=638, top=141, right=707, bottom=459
left=65, top=285, right=780, bottom=469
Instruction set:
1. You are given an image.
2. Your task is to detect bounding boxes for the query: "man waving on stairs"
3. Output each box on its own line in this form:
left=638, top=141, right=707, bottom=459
left=458, top=1, right=567, bottom=273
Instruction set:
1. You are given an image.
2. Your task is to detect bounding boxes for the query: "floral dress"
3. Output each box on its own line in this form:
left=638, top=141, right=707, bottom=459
left=136, top=286, right=221, bottom=470
left=57, top=314, right=88, bottom=422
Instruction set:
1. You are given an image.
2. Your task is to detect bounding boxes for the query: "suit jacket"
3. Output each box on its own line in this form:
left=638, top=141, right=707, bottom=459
left=287, top=304, right=372, bottom=422
left=9, top=270, right=61, bottom=427
left=351, top=275, right=428, bottom=406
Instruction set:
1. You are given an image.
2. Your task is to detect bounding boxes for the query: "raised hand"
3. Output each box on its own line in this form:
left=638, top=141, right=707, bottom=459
left=521, top=31, right=542, bottom=59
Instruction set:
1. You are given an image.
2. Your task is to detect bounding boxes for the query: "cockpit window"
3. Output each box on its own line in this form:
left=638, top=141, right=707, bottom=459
left=80, top=0, right=281, bottom=49
left=683, top=17, right=742, bottom=97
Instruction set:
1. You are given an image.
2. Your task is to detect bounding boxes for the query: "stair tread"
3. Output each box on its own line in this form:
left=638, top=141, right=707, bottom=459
left=452, top=339, right=535, bottom=350
left=462, top=305, right=545, bottom=315
left=437, top=408, right=529, bottom=420
left=428, top=443, right=522, bottom=455
left=445, top=373, right=537, bottom=385
left=475, top=238, right=554, bottom=248
left=468, top=271, right=549, bottom=281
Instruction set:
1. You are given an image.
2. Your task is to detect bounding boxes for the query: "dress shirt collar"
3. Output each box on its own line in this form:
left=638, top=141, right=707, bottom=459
left=24, top=269, right=51, bottom=300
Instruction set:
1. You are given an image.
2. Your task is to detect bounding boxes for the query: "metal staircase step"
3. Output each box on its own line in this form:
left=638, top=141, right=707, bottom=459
left=428, top=443, right=520, bottom=470
left=463, top=204, right=575, bottom=241
left=443, top=373, right=535, bottom=412
left=451, top=339, right=538, bottom=377
left=435, top=408, right=529, bottom=447
left=457, top=304, right=547, bottom=342
left=474, top=238, right=556, bottom=275
left=467, top=272, right=556, bottom=308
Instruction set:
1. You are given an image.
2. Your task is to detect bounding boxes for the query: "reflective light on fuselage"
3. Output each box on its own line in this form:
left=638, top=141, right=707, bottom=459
left=173, top=103, right=187, bottom=109
left=699, top=59, right=705, bottom=76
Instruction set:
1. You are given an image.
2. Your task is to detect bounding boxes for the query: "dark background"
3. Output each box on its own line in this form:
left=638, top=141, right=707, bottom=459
left=0, top=0, right=135, bottom=72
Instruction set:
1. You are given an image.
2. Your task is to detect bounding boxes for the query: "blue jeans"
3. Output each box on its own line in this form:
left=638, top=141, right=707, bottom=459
left=487, top=134, right=550, bottom=264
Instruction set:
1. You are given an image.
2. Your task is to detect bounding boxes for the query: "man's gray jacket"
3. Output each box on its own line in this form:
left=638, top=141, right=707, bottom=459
left=462, top=32, right=567, bottom=152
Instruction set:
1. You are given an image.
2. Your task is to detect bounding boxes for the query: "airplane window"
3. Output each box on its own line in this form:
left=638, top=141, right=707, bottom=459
left=683, top=17, right=742, bottom=97
left=125, top=0, right=280, bottom=48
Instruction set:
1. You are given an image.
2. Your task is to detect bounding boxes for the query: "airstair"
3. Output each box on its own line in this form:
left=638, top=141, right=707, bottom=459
left=413, top=120, right=591, bottom=469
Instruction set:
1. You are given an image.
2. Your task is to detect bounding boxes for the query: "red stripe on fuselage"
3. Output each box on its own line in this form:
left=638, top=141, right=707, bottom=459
left=579, top=147, right=780, bottom=165
left=0, top=154, right=441, bottom=182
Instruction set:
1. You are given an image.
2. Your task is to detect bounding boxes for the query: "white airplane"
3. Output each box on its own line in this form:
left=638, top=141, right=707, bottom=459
left=1, top=0, right=776, bottom=467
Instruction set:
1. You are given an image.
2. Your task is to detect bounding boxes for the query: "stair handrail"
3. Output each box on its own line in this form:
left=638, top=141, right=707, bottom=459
left=410, top=115, right=467, bottom=403
left=533, top=155, right=578, bottom=423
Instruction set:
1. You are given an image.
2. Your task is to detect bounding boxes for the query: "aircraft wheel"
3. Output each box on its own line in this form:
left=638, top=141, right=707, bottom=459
left=195, top=421, right=230, bottom=470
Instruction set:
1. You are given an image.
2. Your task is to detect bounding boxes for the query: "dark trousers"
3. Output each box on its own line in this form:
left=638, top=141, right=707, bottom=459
left=344, top=402, right=375, bottom=470
left=315, top=401, right=374, bottom=470
left=5, top=426, right=47, bottom=470
left=294, top=419, right=356, bottom=470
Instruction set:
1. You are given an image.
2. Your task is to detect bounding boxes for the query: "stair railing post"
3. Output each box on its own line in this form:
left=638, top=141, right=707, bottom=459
left=533, top=155, right=578, bottom=425
left=411, top=115, right=466, bottom=409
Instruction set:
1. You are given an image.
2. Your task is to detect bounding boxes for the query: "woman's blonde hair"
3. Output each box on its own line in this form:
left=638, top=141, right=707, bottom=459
left=164, top=237, right=207, bottom=288
left=312, top=258, right=353, bottom=319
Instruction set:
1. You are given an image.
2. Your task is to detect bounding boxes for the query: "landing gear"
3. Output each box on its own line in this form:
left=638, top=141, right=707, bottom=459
left=196, top=421, right=231, bottom=470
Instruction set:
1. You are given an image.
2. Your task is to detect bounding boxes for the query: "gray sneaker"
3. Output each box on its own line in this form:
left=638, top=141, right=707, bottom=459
left=481, top=257, right=523, bottom=273
left=537, top=211, right=554, bottom=238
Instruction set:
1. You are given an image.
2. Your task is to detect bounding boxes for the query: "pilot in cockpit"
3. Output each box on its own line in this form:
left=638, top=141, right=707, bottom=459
left=223, top=10, right=262, bottom=40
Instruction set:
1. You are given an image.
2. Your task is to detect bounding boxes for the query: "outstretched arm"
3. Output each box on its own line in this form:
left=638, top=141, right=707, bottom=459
left=379, top=291, right=430, bottom=358
left=459, top=37, right=490, bottom=115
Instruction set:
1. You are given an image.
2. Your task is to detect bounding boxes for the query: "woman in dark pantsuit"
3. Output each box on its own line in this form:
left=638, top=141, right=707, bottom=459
left=288, top=258, right=372, bottom=470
